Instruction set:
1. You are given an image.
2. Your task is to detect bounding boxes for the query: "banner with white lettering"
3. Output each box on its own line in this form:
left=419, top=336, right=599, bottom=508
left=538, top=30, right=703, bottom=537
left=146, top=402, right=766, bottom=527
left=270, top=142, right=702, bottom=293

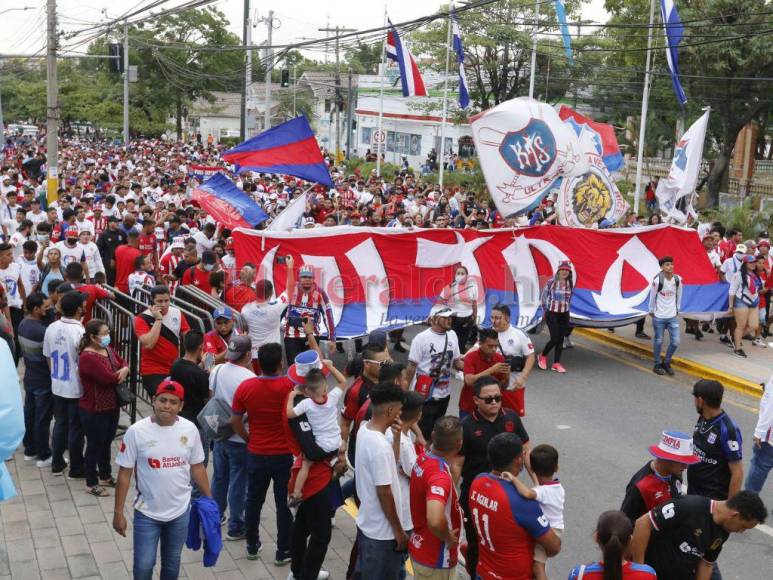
left=232, top=225, right=727, bottom=338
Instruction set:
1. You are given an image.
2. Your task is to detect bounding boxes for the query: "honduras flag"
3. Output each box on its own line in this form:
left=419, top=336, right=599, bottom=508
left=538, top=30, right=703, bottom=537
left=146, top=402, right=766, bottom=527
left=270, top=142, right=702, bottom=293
left=554, top=1, right=574, bottom=65
left=660, top=0, right=687, bottom=106
left=451, top=11, right=470, bottom=109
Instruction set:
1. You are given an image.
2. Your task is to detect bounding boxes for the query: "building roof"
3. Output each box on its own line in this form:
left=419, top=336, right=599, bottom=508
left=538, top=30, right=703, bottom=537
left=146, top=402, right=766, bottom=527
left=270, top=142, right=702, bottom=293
left=189, top=92, right=242, bottom=119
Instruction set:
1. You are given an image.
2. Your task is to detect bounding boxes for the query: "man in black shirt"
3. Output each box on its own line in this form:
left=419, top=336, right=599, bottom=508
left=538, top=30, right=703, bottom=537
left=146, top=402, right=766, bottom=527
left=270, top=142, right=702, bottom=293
left=630, top=491, right=767, bottom=580
left=459, top=376, right=529, bottom=577
left=170, top=331, right=210, bottom=462
left=688, top=380, right=744, bottom=500
left=96, top=217, right=126, bottom=286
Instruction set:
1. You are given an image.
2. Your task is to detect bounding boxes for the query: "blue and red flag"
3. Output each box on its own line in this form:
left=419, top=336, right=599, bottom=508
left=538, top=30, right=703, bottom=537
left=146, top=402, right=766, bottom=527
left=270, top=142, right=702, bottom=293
left=222, top=116, right=333, bottom=188
left=190, top=173, right=268, bottom=230
left=558, top=105, right=624, bottom=173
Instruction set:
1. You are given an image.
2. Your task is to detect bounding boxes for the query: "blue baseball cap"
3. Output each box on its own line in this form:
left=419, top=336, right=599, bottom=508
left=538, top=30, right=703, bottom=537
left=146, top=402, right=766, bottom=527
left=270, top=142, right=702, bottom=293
left=213, top=306, right=234, bottom=320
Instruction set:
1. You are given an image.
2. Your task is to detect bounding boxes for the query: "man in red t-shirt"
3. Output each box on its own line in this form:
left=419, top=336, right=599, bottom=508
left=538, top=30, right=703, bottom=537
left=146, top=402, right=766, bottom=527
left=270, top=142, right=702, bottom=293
left=409, top=416, right=463, bottom=578
left=203, top=306, right=238, bottom=367
left=133, top=285, right=190, bottom=398
left=231, top=342, right=295, bottom=562
left=63, top=262, right=113, bottom=323
left=114, top=230, right=142, bottom=294
left=181, top=250, right=216, bottom=294
left=223, top=265, right=257, bottom=312
left=462, top=328, right=510, bottom=417
left=137, top=218, right=158, bottom=270
left=469, top=433, right=561, bottom=580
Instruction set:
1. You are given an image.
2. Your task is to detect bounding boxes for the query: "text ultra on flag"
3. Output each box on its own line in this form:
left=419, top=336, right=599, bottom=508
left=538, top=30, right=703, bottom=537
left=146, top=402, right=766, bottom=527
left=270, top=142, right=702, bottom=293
left=386, top=20, right=427, bottom=97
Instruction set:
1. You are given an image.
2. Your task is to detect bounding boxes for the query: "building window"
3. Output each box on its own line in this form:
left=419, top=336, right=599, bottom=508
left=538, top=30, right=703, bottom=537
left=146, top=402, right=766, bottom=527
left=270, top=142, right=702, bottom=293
left=324, top=99, right=332, bottom=112
left=361, top=127, right=373, bottom=145
left=386, top=131, right=422, bottom=156
left=458, top=136, right=476, bottom=158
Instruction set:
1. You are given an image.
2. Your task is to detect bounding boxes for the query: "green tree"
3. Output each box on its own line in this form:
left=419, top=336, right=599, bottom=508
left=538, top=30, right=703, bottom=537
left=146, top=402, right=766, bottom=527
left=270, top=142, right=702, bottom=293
left=345, top=42, right=382, bottom=75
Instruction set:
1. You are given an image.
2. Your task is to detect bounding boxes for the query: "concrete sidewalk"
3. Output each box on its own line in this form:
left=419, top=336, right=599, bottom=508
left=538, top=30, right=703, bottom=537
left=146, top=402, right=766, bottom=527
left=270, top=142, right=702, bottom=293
left=576, top=318, right=772, bottom=396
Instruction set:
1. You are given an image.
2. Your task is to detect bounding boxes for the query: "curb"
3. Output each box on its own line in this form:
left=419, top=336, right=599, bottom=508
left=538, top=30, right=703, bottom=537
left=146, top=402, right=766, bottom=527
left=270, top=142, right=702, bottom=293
left=575, top=328, right=764, bottom=398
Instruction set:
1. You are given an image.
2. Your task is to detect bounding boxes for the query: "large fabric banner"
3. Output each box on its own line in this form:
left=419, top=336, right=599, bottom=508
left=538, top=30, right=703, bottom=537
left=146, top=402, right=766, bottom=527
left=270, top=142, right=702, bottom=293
left=233, top=225, right=727, bottom=339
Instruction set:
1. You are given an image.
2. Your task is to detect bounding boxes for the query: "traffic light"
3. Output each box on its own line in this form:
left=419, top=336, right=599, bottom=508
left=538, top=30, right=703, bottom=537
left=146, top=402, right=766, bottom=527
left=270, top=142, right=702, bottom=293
left=108, top=43, right=124, bottom=73
left=281, top=69, right=290, bottom=87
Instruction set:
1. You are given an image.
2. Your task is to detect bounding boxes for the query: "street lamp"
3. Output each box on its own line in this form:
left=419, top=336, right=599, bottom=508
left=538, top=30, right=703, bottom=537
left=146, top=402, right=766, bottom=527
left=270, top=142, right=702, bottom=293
left=0, top=6, right=35, bottom=17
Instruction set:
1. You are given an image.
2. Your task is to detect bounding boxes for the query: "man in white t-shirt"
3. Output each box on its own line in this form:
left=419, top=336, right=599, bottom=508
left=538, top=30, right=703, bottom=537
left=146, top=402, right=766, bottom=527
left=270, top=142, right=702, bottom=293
left=210, top=335, right=256, bottom=541
left=42, top=291, right=85, bottom=477
left=649, top=256, right=683, bottom=377
left=0, top=242, right=26, bottom=349
left=192, top=223, right=217, bottom=256
left=241, top=256, right=294, bottom=370
left=489, top=302, right=536, bottom=417
left=355, top=383, right=409, bottom=579
left=114, top=379, right=211, bottom=580
left=406, top=306, right=464, bottom=439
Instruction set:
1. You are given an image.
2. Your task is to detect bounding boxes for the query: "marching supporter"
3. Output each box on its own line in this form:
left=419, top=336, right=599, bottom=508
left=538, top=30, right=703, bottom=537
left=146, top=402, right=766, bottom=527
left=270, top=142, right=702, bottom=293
left=688, top=380, right=744, bottom=501
left=718, top=228, right=742, bottom=261
left=630, top=491, right=766, bottom=580
left=438, top=265, right=478, bottom=353
left=114, top=229, right=142, bottom=295
left=284, top=264, right=337, bottom=364
left=568, top=511, right=657, bottom=580
left=406, top=305, right=464, bottom=439
left=8, top=219, right=33, bottom=260
left=223, top=264, right=258, bottom=312
left=222, top=237, right=237, bottom=281
left=231, top=341, right=294, bottom=562
left=18, top=241, right=40, bottom=302
left=74, top=205, right=94, bottom=236
left=37, top=244, right=65, bottom=297
left=63, top=262, right=112, bottom=324
left=753, top=254, right=768, bottom=345
left=728, top=254, right=761, bottom=357
left=203, top=306, right=238, bottom=368
left=159, top=237, right=186, bottom=292
left=43, top=291, right=86, bottom=478
left=385, top=391, right=424, bottom=532
left=467, top=433, right=561, bottom=580
left=138, top=218, right=159, bottom=270
left=489, top=303, right=535, bottom=416
left=193, top=222, right=218, bottom=255
left=620, top=431, right=699, bottom=523
left=0, top=242, right=25, bottom=343
left=501, top=445, right=565, bottom=580
left=55, top=225, right=88, bottom=275
left=459, top=377, right=530, bottom=577
left=209, top=335, right=255, bottom=542
left=96, top=216, right=126, bottom=286
left=746, top=373, right=773, bottom=493
left=78, top=230, right=104, bottom=282
left=181, top=249, right=217, bottom=294
left=133, top=285, right=190, bottom=398
left=127, top=254, right=156, bottom=299
left=461, top=328, right=509, bottom=419
left=89, top=204, right=107, bottom=237
left=354, top=382, right=408, bottom=579
left=408, top=416, right=464, bottom=580
left=538, top=260, right=574, bottom=374
left=18, top=292, right=53, bottom=468
left=77, top=318, right=128, bottom=497
left=113, top=379, right=212, bottom=580
left=241, top=256, right=294, bottom=372
left=649, top=256, right=682, bottom=376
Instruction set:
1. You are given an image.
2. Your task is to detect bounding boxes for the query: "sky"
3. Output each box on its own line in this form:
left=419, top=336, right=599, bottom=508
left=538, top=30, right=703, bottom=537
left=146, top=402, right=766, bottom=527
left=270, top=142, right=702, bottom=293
left=0, top=0, right=609, bottom=57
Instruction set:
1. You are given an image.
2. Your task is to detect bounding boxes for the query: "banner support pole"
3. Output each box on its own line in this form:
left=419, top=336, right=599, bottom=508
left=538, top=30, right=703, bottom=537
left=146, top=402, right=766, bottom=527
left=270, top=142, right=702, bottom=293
left=633, top=0, right=657, bottom=215
left=438, top=3, right=453, bottom=191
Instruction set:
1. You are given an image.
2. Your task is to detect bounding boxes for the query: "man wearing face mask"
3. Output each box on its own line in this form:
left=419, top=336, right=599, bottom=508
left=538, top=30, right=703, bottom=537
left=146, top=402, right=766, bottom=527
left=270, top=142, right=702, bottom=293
left=181, top=249, right=218, bottom=294
left=283, top=264, right=337, bottom=364
left=53, top=226, right=89, bottom=278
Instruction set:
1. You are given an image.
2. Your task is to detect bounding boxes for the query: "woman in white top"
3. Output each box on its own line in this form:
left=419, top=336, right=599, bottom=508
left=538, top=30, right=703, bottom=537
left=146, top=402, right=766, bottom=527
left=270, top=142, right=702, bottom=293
left=728, top=254, right=762, bottom=358
left=440, top=265, right=478, bottom=353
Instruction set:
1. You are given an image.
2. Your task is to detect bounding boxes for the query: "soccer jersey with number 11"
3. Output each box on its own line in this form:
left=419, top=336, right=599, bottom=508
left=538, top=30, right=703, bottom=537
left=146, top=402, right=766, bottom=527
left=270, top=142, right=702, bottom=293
left=42, top=317, right=85, bottom=398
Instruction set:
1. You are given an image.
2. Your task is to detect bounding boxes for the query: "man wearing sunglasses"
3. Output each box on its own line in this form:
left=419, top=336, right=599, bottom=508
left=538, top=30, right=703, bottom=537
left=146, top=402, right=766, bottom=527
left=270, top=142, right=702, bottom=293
left=458, top=376, right=530, bottom=577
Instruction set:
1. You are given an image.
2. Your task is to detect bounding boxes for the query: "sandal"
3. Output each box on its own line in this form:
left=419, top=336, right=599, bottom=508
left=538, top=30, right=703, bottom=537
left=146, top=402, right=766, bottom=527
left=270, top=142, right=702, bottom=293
left=99, top=477, right=116, bottom=487
left=86, top=485, right=110, bottom=497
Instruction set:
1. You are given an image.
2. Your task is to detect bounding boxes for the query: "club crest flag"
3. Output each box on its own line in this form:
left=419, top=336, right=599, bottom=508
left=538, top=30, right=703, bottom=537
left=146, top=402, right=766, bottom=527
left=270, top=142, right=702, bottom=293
left=556, top=126, right=629, bottom=228
left=471, top=98, right=582, bottom=217
left=656, top=110, right=710, bottom=223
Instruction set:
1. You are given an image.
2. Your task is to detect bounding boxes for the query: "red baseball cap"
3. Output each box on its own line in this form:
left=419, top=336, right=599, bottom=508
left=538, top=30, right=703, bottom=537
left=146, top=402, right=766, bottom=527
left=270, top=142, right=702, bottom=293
left=155, top=378, right=185, bottom=401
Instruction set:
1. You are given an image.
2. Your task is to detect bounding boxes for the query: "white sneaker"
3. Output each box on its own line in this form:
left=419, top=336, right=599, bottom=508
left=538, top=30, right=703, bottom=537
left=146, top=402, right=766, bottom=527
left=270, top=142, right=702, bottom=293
left=563, top=337, right=574, bottom=349
left=23, top=454, right=36, bottom=461
left=36, top=457, right=53, bottom=468
left=753, top=338, right=767, bottom=348
left=287, top=571, right=329, bottom=580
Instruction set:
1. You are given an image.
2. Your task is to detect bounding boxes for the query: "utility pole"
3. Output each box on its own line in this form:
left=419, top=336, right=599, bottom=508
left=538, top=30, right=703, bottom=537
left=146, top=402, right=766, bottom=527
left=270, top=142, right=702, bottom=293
left=528, top=0, right=540, bottom=99
left=123, top=21, right=129, bottom=146
left=244, top=7, right=252, bottom=136
left=240, top=0, right=249, bottom=140
left=257, top=11, right=277, bottom=131
left=346, top=68, right=354, bottom=160
left=46, top=0, right=58, bottom=207
left=633, top=0, right=657, bottom=215
left=319, top=25, right=355, bottom=161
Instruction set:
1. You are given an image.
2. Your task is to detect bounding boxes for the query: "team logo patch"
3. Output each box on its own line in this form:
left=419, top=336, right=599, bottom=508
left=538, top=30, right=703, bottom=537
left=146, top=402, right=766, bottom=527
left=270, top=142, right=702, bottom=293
left=707, top=432, right=717, bottom=444
left=430, top=486, right=445, bottom=497
left=119, top=442, right=126, bottom=453
left=179, top=435, right=188, bottom=447
left=498, top=119, right=557, bottom=178
left=505, top=421, right=514, bottom=433
left=148, top=458, right=161, bottom=469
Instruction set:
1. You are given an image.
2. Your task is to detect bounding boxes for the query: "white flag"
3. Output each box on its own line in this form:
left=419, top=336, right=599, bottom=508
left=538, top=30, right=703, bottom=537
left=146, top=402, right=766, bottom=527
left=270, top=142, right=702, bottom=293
left=268, top=191, right=308, bottom=231
left=656, top=110, right=710, bottom=223
left=471, top=97, right=582, bottom=217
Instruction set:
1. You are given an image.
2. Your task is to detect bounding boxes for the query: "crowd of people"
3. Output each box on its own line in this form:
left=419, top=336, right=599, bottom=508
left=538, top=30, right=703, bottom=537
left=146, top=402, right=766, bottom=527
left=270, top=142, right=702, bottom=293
left=1, top=132, right=772, bottom=580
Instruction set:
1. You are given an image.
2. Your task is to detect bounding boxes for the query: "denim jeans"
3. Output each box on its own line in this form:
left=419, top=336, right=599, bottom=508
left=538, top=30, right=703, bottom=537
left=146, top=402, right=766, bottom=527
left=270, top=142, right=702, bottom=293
left=653, top=316, right=680, bottom=365
left=133, top=508, right=190, bottom=580
left=22, top=383, right=53, bottom=460
left=212, top=439, right=248, bottom=534
left=79, top=408, right=119, bottom=487
left=244, top=452, right=293, bottom=558
left=51, top=395, right=84, bottom=474
left=355, top=529, right=407, bottom=580
left=745, top=442, right=773, bottom=493
left=191, top=426, right=210, bottom=501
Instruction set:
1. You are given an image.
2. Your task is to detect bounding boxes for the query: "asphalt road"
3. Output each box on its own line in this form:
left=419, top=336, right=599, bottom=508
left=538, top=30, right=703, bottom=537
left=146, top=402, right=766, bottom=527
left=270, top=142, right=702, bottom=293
left=369, top=326, right=773, bottom=579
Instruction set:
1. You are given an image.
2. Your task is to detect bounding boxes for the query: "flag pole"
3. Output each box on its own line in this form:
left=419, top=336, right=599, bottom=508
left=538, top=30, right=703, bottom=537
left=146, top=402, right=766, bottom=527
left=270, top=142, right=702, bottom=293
left=633, top=0, right=657, bottom=215
left=528, top=0, right=540, bottom=98
left=438, top=4, right=453, bottom=191
left=376, top=6, right=387, bottom=178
